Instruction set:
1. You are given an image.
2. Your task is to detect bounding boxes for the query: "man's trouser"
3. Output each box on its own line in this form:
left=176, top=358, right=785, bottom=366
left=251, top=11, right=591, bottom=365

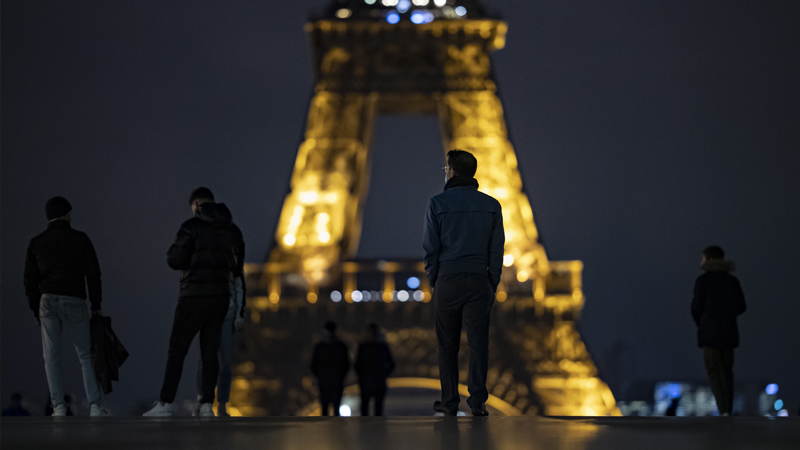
left=160, top=296, right=228, bottom=404
left=319, top=385, right=343, bottom=416
left=40, top=294, right=102, bottom=408
left=360, top=387, right=387, bottom=416
left=196, top=314, right=235, bottom=403
left=434, top=273, right=494, bottom=412
left=703, top=347, right=735, bottom=415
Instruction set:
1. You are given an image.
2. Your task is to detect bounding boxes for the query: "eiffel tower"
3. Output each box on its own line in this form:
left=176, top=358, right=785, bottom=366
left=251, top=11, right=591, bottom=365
left=230, top=0, right=620, bottom=416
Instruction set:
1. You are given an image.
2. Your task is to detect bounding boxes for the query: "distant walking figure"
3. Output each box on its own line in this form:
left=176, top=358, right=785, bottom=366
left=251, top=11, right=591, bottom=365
left=144, top=187, right=245, bottom=417
left=691, top=246, right=746, bottom=416
left=355, top=323, right=395, bottom=416
left=423, top=150, right=504, bottom=416
left=311, top=321, right=350, bottom=416
left=24, top=197, right=109, bottom=417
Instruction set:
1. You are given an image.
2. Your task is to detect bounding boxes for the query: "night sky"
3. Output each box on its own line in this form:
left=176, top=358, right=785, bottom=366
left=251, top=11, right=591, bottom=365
left=2, top=1, right=799, bottom=415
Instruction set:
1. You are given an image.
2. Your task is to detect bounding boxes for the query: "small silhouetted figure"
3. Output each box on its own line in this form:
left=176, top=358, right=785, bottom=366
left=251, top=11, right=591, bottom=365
left=2, top=393, right=30, bottom=416
left=355, top=323, right=395, bottom=416
left=691, top=246, right=746, bottom=416
left=665, top=397, right=680, bottom=416
left=311, top=321, right=350, bottom=416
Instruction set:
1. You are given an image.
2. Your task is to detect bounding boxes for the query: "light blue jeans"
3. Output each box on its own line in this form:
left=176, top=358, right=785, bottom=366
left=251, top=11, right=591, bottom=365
left=40, top=294, right=102, bottom=408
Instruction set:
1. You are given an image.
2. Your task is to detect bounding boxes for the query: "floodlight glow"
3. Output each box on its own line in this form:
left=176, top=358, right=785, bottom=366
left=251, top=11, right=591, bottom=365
left=386, top=12, right=401, bottom=24
left=455, top=6, right=467, bottom=16
left=331, top=290, right=342, bottom=302
left=406, top=277, right=420, bottom=289
left=434, top=0, right=446, bottom=6
left=766, top=384, right=779, bottom=395
left=339, top=405, right=351, bottom=416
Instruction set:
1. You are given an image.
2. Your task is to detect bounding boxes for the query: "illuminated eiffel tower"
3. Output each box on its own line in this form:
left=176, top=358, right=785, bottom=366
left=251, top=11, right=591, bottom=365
left=231, top=0, right=620, bottom=416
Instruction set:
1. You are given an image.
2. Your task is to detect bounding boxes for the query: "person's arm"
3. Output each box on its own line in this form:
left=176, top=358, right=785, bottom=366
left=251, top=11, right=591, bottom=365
left=23, top=242, right=42, bottom=319
left=84, top=237, right=103, bottom=313
left=734, top=277, right=746, bottom=315
left=311, top=344, right=320, bottom=377
left=354, top=345, right=363, bottom=378
left=233, top=276, right=245, bottom=328
left=487, top=206, right=505, bottom=292
left=384, top=343, right=395, bottom=376
left=690, top=276, right=705, bottom=324
left=422, top=201, right=440, bottom=288
left=167, top=223, right=194, bottom=270
left=236, top=232, right=246, bottom=320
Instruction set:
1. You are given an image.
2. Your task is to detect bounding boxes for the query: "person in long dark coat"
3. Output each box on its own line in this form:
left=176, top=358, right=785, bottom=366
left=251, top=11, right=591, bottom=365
left=355, top=323, right=395, bottom=416
left=311, top=321, right=350, bottom=416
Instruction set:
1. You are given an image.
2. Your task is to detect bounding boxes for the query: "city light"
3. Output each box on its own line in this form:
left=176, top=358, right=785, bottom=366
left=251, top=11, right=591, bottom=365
left=382, top=0, right=399, bottom=6
left=406, top=276, right=420, bottom=289
left=766, top=383, right=779, bottom=395
left=503, top=254, right=514, bottom=267
left=398, top=290, right=409, bottom=302
left=351, top=291, right=363, bottom=302
left=774, top=399, right=784, bottom=410
left=412, top=0, right=429, bottom=5
left=386, top=12, right=400, bottom=24
left=434, top=0, right=446, bottom=6
left=413, top=290, right=425, bottom=301
left=339, top=405, right=351, bottom=416
left=410, top=11, right=425, bottom=24
left=331, top=290, right=342, bottom=302
left=455, top=6, right=467, bottom=16
left=283, top=234, right=296, bottom=246
left=397, top=0, right=411, bottom=13
left=364, top=0, right=377, bottom=4
left=778, top=409, right=789, bottom=417
left=362, top=291, right=371, bottom=301
left=335, top=8, right=352, bottom=19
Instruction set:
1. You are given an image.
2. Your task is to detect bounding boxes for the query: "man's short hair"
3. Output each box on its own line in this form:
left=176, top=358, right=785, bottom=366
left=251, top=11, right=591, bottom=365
left=703, top=246, right=725, bottom=260
left=447, top=150, right=478, bottom=178
left=324, top=321, right=337, bottom=333
left=189, top=187, right=215, bottom=205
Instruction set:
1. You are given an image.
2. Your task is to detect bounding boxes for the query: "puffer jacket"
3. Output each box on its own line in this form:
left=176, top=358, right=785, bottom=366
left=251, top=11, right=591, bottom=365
left=167, top=203, right=244, bottom=299
left=423, top=176, right=505, bottom=290
left=691, top=260, right=747, bottom=349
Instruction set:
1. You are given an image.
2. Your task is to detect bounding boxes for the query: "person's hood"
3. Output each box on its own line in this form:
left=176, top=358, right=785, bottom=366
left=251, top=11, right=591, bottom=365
left=195, top=202, right=233, bottom=228
left=702, top=260, right=736, bottom=273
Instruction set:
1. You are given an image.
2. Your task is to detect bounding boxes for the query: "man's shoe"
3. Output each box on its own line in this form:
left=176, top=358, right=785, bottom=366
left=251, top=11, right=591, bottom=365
left=90, top=404, right=112, bottom=417
left=198, top=403, right=215, bottom=417
left=471, top=403, right=489, bottom=416
left=218, top=403, right=230, bottom=417
left=433, top=401, right=457, bottom=416
left=52, top=404, right=67, bottom=417
left=143, top=401, right=174, bottom=417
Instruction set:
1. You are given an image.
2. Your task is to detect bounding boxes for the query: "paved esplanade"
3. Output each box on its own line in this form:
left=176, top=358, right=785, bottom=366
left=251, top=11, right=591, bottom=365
left=3, top=417, right=798, bottom=450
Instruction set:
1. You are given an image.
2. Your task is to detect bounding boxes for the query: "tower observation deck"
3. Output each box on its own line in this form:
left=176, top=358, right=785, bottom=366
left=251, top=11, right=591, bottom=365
left=231, top=0, right=620, bottom=417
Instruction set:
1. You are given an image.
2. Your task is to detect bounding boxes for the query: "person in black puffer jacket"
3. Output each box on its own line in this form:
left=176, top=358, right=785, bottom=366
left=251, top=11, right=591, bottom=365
left=144, top=187, right=245, bottom=417
left=691, top=245, right=746, bottom=416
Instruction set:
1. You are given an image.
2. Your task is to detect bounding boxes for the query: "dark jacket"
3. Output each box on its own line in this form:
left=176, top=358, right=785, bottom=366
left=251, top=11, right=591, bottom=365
left=311, top=334, right=350, bottom=390
left=167, top=203, right=245, bottom=299
left=24, top=220, right=102, bottom=318
left=691, top=261, right=746, bottom=349
left=355, top=340, right=395, bottom=393
left=91, top=315, right=129, bottom=394
left=423, top=176, right=505, bottom=290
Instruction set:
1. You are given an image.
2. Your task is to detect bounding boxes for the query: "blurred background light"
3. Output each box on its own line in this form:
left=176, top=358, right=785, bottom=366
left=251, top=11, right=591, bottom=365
left=398, top=290, right=409, bottom=302
left=455, top=6, right=467, bottom=16
left=406, top=276, right=420, bottom=289
left=434, top=0, right=446, bottom=6
left=351, top=291, right=363, bottom=302
left=339, top=405, right=351, bottom=416
left=397, top=0, right=411, bottom=13
left=331, top=290, right=342, bottom=302
left=774, top=399, right=784, bottom=410
left=386, top=12, right=400, bottom=24
left=766, top=383, right=779, bottom=395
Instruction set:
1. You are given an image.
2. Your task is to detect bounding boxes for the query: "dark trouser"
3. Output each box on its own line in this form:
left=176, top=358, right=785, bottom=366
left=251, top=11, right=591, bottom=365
left=319, top=385, right=343, bottom=416
left=360, top=387, right=386, bottom=416
left=703, top=347, right=735, bottom=415
left=160, top=297, right=229, bottom=404
left=434, top=273, right=494, bottom=411
left=196, top=315, right=235, bottom=403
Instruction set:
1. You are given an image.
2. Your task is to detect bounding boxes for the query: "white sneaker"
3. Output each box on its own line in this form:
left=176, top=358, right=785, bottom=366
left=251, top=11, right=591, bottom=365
left=198, top=403, right=215, bottom=417
left=143, top=401, right=174, bottom=417
left=52, top=404, right=67, bottom=417
left=90, top=404, right=112, bottom=417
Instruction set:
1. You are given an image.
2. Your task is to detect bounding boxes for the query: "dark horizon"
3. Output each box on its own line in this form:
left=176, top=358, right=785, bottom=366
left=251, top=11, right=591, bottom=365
left=2, top=0, right=800, bottom=415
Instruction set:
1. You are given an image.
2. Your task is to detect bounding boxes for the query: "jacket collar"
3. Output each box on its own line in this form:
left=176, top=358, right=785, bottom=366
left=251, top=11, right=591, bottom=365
left=47, top=220, right=71, bottom=230
left=444, top=176, right=479, bottom=192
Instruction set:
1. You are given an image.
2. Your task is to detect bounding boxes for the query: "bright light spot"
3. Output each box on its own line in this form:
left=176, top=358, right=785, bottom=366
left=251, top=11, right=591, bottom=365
left=382, top=291, right=393, bottom=302
left=413, top=290, right=424, bottom=301
left=318, top=232, right=331, bottom=243
left=298, top=191, right=319, bottom=204
left=324, top=192, right=338, bottom=203
left=412, top=0, right=429, bottom=5
left=365, top=0, right=376, bottom=4
left=766, top=384, right=779, bottom=395
left=434, top=0, right=446, bottom=6
left=503, top=254, right=514, bottom=267
left=339, top=405, right=351, bottom=416
left=371, top=291, right=380, bottom=302
left=516, top=270, right=529, bottom=282
left=351, top=291, right=363, bottom=302
left=496, top=291, right=507, bottom=302
left=668, top=384, right=681, bottom=399
left=386, top=12, right=400, bottom=24
left=778, top=409, right=789, bottom=417
left=774, top=399, right=784, bottom=410
left=331, top=291, right=342, bottom=302
left=406, top=277, right=420, bottom=289
left=382, top=0, right=398, bottom=6
left=397, top=0, right=411, bottom=13
left=398, top=290, right=409, bottom=302
left=410, top=11, right=425, bottom=24
left=307, top=292, right=318, bottom=303
left=283, top=234, right=296, bottom=246
left=335, top=8, right=352, bottom=19
left=269, top=292, right=280, bottom=304
left=455, top=6, right=467, bottom=16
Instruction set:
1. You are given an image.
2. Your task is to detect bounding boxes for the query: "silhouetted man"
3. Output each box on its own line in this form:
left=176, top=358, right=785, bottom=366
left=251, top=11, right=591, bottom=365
left=144, top=187, right=244, bottom=417
left=24, top=197, right=109, bottom=416
left=355, top=323, right=395, bottom=416
left=311, top=321, right=350, bottom=416
left=691, top=245, right=746, bottom=416
left=423, top=150, right=504, bottom=416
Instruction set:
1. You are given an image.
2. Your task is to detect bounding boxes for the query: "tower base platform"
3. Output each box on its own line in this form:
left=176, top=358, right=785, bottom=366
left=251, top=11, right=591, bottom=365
left=2, top=416, right=798, bottom=450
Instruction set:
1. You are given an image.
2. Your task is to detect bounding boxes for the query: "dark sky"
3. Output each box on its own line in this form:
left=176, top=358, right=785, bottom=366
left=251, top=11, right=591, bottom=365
left=3, top=0, right=799, bottom=415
